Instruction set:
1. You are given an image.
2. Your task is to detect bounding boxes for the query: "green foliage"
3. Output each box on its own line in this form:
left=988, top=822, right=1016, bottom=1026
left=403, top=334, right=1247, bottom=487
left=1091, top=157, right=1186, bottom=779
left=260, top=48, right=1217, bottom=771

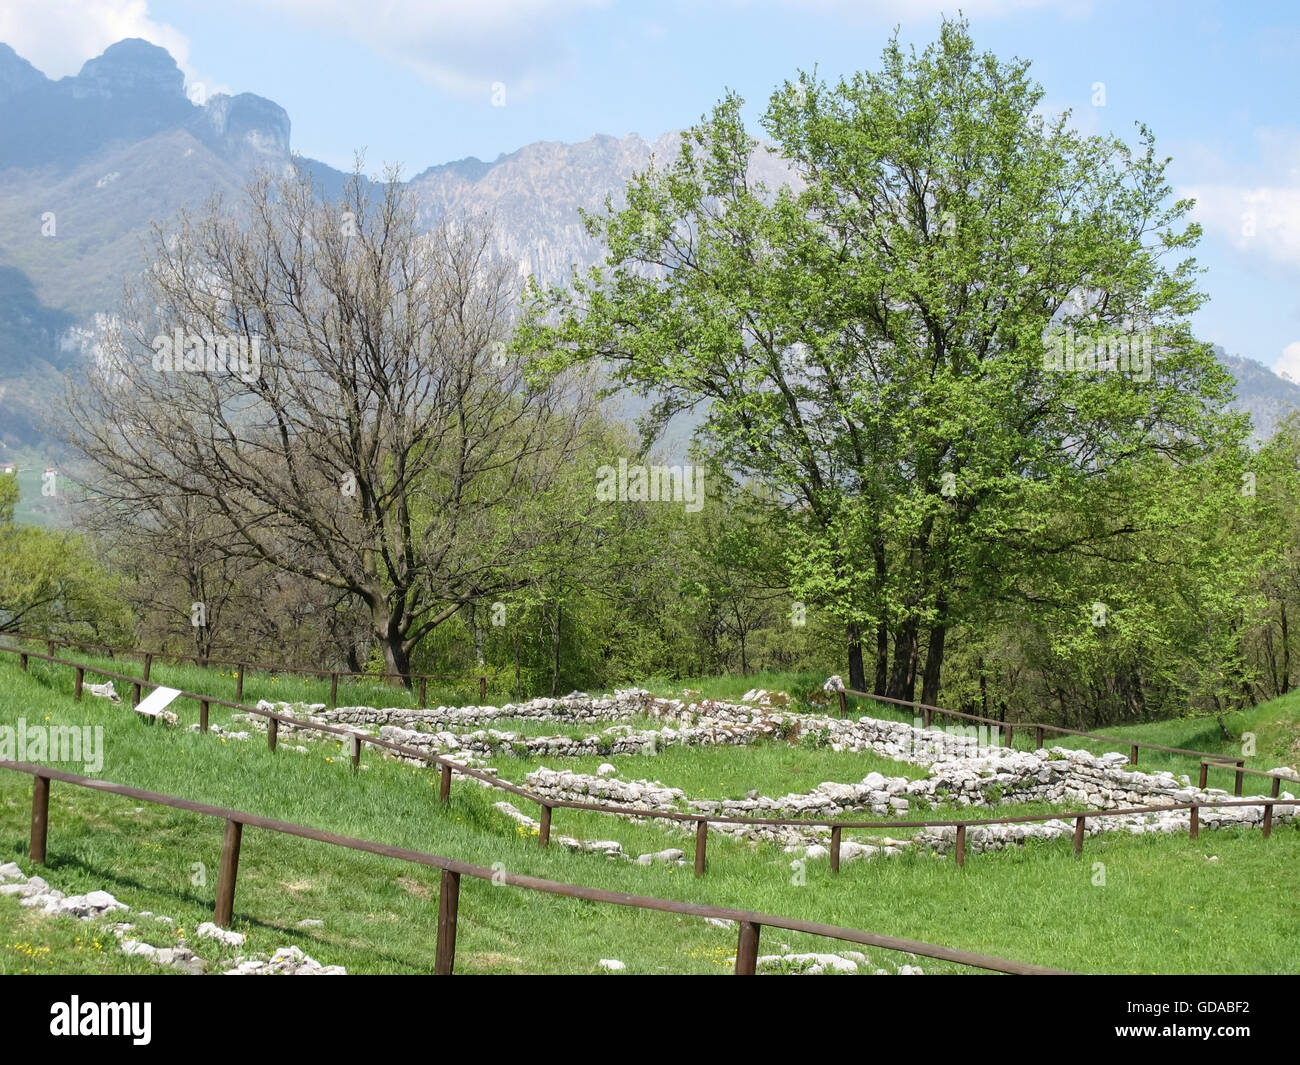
left=0, top=472, right=131, bottom=641
left=518, top=16, right=1254, bottom=719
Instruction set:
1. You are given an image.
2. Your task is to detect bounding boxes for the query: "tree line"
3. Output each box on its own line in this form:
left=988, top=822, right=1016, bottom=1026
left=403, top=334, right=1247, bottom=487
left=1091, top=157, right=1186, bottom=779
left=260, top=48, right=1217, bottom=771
left=2, top=18, right=1297, bottom=728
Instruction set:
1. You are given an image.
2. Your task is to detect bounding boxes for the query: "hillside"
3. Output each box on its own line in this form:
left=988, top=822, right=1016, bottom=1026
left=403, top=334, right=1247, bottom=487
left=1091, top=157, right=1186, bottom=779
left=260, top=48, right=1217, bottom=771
left=0, top=649, right=1296, bottom=974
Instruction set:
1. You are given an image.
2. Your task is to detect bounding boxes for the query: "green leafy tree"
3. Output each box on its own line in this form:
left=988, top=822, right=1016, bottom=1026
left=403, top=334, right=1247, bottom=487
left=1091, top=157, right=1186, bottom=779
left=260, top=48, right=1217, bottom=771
left=519, top=18, right=1246, bottom=707
left=0, top=473, right=131, bottom=639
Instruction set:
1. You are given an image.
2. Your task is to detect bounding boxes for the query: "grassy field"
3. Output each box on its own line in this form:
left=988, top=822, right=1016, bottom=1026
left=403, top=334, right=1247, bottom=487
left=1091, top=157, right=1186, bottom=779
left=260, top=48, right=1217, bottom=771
left=0, top=636, right=488, bottom=711
left=0, top=654, right=1296, bottom=975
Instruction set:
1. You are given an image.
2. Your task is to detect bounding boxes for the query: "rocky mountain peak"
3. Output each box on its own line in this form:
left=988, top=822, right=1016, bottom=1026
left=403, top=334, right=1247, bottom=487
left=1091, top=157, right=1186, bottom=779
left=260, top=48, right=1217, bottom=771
left=199, top=92, right=291, bottom=158
left=0, top=42, right=47, bottom=102
left=73, top=37, right=185, bottom=100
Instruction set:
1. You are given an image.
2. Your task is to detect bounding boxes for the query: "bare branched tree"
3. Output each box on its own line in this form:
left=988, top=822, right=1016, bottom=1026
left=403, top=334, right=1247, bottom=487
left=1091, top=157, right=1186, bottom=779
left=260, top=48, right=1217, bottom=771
left=63, top=165, right=600, bottom=681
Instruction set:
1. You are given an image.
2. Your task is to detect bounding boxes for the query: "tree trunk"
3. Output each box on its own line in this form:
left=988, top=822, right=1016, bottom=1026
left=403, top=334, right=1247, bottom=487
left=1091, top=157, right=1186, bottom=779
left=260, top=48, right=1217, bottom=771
left=472, top=603, right=486, bottom=668
left=550, top=602, right=562, bottom=697
left=379, top=633, right=412, bottom=689
left=1282, top=601, right=1291, bottom=695
left=886, top=619, right=919, bottom=703
left=846, top=621, right=866, bottom=691
left=920, top=619, right=947, bottom=708
left=371, top=602, right=412, bottom=689
left=874, top=620, right=889, bottom=696
left=735, top=604, right=749, bottom=675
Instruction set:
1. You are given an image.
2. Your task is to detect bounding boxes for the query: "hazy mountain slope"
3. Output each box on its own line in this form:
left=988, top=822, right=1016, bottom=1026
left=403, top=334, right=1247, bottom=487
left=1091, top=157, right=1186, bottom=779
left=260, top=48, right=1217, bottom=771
left=0, top=36, right=1296, bottom=466
left=1216, top=348, right=1300, bottom=441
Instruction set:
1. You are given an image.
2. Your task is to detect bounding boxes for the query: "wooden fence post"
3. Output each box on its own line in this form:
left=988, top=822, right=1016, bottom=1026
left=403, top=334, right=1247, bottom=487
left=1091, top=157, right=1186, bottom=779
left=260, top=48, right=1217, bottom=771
left=955, top=824, right=966, bottom=868
left=1004, top=724, right=1014, bottom=748
left=419, top=677, right=427, bottom=710
left=838, top=690, right=847, bottom=718
left=235, top=663, right=244, bottom=702
left=1073, top=816, right=1085, bottom=857
left=538, top=804, right=552, bottom=847
left=735, top=921, right=761, bottom=975
left=435, top=869, right=460, bottom=975
left=439, top=764, right=452, bottom=804
left=1035, top=726, right=1045, bottom=749
left=479, top=676, right=487, bottom=705
left=1234, top=761, right=1244, bottom=797
left=131, top=682, right=141, bottom=708
left=1130, top=744, right=1139, bottom=766
left=200, top=700, right=210, bottom=733
left=1189, top=804, right=1199, bottom=840
left=19, top=653, right=27, bottom=672
left=30, top=774, right=49, bottom=865
left=830, top=825, right=842, bottom=874
left=694, top=820, right=708, bottom=877
left=351, top=734, right=362, bottom=769
left=214, top=818, right=243, bottom=928
left=1199, top=763, right=1209, bottom=790
left=267, top=716, right=278, bottom=752
left=142, top=653, right=153, bottom=683
left=329, top=672, right=338, bottom=710
left=1262, top=802, right=1273, bottom=840
left=74, top=667, right=84, bottom=701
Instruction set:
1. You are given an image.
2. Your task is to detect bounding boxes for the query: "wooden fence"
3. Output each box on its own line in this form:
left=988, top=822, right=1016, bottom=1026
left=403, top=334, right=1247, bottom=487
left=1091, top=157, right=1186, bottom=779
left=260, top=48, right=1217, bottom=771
left=0, top=759, right=1070, bottom=975
left=1, top=641, right=1295, bottom=875
left=2, top=630, right=488, bottom=708
left=839, top=686, right=1292, bottom=798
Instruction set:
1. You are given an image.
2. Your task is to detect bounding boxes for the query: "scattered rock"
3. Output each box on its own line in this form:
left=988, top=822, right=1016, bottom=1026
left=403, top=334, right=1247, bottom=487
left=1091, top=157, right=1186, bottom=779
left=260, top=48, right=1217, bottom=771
left=197, top=921, right=246, bottom=947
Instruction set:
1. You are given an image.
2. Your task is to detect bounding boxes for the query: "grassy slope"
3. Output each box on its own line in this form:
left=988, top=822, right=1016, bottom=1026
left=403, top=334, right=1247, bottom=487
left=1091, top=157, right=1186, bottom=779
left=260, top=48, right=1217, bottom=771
left=0, top=656, right=1296, bottom=975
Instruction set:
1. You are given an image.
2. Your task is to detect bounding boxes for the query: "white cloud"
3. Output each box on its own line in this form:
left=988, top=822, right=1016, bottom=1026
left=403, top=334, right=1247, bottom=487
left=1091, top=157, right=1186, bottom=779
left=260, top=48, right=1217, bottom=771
left=0, top=0, right=191, bottom=77
left=1186, top=184, right=1300, bottom=269
left=1179, top=128, right=1300, bottom=269
left=0, top=1, right=234, bottom=106
left=1275, top=341, right=1300, bottom=384
left=254, top=0, right=607, bottom=96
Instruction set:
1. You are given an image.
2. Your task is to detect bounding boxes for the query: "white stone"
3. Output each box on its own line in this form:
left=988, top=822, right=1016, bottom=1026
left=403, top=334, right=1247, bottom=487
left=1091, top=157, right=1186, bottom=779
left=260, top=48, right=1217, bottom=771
left=197, top=921, right=246, bottom=947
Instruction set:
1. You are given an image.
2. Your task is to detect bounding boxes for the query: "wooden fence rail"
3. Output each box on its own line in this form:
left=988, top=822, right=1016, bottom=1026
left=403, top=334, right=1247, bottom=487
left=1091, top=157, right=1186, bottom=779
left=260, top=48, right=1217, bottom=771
left=2, top=642, right=1295, bottom=875
left=0, top=759, right=1069, bottom=975
left=2, top=630, right=487, bottom=710
left=841, top=686, right=1288, bottom=786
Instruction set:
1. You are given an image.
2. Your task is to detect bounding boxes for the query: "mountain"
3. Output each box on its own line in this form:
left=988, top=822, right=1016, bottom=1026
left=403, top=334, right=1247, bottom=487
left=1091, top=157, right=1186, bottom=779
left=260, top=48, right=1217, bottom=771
left=1215, top=349, right=1300, bottom=441
left=0, top=37, right=1297, bottom=463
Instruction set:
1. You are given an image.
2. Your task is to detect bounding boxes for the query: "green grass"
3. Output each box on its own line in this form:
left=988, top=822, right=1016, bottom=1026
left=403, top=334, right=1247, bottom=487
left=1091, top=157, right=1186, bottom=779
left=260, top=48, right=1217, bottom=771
left=0, top=636, right=487, bottom=712
left=471, top=713, right=667, bottom=739
left=491, top=739, right=929, bottom=799
left=0, top=656, right=1296, bottom=974
left=0, top=894, right=166, bottom=975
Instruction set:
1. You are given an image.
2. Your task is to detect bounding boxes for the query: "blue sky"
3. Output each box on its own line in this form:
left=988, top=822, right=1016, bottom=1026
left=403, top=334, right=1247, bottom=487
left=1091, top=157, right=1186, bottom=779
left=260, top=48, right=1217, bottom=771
left=4, top=0, right=1299, bottom=374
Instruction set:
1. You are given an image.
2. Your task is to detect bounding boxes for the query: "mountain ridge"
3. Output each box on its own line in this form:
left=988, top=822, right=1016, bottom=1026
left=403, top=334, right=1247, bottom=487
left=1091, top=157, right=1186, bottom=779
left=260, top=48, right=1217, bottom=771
left=0, top=37, right=1296, bottom=460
